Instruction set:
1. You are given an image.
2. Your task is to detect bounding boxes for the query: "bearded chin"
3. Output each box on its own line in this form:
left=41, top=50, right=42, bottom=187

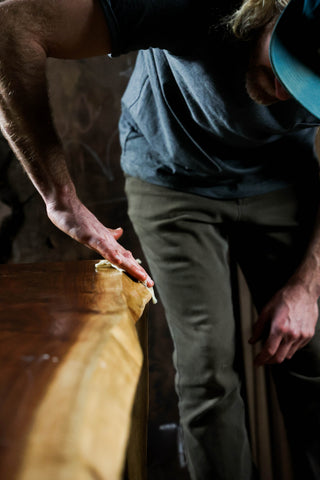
left=245, top=69, right=278, bottom=106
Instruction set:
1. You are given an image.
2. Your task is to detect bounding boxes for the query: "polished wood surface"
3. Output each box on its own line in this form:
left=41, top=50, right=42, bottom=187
left=0, top=260, right=151, bottom=480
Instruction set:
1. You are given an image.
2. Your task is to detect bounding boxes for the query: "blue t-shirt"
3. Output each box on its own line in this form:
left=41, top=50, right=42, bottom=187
left=99, top=0, right=320, bottom=199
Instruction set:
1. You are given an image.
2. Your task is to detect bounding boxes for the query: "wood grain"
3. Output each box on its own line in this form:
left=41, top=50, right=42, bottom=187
left=0, top=260, right=151, bottom=480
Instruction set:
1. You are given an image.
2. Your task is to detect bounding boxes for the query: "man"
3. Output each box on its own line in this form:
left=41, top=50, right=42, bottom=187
left=0, top=0, right=320, bottom=478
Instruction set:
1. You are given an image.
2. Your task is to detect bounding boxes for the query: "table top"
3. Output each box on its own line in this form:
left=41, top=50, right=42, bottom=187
left=0, top=259, right=151, bottom=480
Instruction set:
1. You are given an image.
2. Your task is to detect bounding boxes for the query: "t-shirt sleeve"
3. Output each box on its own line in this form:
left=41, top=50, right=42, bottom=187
left=97, top=0, right=211, bottom=56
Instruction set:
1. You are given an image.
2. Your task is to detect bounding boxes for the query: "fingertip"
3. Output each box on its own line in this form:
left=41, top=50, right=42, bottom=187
left=134, top=264, right=154, bottom=287
left=111, top=227, right=123, bottom=239
left=140, top=272, right=154, bottom=287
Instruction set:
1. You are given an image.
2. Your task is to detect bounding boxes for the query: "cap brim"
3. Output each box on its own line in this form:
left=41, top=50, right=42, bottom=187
left=270, top=0, right=320, bottom=119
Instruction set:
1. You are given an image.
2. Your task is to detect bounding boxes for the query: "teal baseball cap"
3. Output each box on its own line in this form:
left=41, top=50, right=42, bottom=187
left=270, top=0, right=320, bottom=119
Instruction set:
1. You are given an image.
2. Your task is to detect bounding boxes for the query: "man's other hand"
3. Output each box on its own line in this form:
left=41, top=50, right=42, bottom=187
left=249, top=283, right=318, bottom=366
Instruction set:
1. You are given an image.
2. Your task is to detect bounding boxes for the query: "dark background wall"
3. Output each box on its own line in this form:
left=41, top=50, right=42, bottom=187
left=0, top=54, right=189, bottom=479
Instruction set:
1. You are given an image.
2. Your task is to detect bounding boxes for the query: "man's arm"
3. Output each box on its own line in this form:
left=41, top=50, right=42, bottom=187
left=0, top=0, right=153, bottom=286
left=249, top=206, right=320, bottom=366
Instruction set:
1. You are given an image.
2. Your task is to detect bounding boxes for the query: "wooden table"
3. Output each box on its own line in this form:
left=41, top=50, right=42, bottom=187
left=0, top=260, right=151, bottom=480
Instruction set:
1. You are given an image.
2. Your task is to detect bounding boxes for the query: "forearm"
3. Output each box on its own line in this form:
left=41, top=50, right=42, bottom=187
left=0, top=35, right=73, bottom=203
left=0, top=0, right=111, bottom=203
left=289, top=205, right=320, bottom=300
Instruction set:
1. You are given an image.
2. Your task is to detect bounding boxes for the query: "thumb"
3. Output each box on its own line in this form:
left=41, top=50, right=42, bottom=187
left=109, top=227, right=123, bottom=240
left=249, top=310, right=269, bottom=344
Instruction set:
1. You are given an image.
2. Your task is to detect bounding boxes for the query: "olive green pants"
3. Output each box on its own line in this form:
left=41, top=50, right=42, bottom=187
left=125, top=176, right=320, bottom=480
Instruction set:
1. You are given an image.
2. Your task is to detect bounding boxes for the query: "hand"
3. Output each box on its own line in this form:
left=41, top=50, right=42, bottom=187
left=249, top=283, right=318, bottom=366
left=46, top=193, right=154, bottom=287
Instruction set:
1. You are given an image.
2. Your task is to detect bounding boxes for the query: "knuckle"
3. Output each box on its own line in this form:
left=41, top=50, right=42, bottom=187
left=272, top=324, right=287, bottom=336
left=122, top=249, right=134, bottom=260
left=308, top=326, right=315, bottom=337
left=265, top=346, right=276, bottom=356
left=108, top=251, right=121, bottom=265
left=302, top=329, right=313, bottom=340
left=274, top=354, right=285, bottom=364
left=278, top=325, right=290, bottom=336
left=94, top=237, right=105, bottom=249
left=297, top=325, right=312, bottom=339
left=288, top=330, right=299, bottom=341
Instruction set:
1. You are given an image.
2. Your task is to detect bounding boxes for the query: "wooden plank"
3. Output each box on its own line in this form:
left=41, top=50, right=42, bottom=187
left=0, top=260, right=151, bottom=480
left=126, top=308, right=149, bottom=480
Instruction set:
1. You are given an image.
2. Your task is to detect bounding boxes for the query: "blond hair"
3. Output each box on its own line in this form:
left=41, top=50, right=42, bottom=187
left=228, top=0, right=290, bottom=39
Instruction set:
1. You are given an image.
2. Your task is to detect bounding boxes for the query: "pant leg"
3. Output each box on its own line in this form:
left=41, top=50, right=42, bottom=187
left=232, top=184, right=320, bottom=480
left=125, top=177, right=256, bottom=480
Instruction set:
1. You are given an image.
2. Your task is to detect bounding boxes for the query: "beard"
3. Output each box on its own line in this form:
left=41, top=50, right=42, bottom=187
left=245, top=65, right=279, bottom=106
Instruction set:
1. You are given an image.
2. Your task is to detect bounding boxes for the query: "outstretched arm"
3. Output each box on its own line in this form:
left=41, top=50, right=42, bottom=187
left=0, top=0, right=153, bottom=286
